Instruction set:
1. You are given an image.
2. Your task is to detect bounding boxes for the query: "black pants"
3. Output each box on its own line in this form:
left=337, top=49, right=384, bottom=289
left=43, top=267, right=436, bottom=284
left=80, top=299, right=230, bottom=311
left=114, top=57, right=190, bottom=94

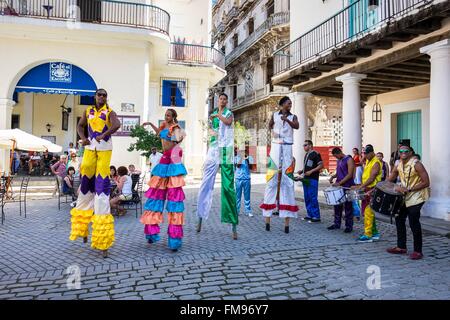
left=395, top=202, right=424, bottom=253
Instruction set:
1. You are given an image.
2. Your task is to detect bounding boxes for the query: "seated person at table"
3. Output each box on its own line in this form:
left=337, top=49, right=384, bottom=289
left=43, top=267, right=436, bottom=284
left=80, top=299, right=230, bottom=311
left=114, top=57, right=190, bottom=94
left=63, top=167, right=77, bottom=202
left=128, top=164, right=141, bottom=176
left=110, top=165, right=119, bottom=184
left=29, top=152, right=41, bottom=175
left=110, top=166, right=133, bottom=216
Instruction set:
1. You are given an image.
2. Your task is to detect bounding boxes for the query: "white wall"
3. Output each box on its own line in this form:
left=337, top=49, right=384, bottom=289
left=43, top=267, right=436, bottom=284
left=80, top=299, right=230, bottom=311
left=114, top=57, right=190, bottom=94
left=363, top=84, right=431, bottom=169
left=290, top=0, right=345, bottom=41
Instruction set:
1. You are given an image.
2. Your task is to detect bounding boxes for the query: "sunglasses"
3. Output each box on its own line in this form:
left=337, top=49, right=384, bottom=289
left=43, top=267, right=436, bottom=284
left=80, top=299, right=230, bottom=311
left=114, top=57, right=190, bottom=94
left=96, top=93, right=107, bottom=97
left=303, top=144, right=309, bottom=147
left=399, top=149, right=411, bottom=153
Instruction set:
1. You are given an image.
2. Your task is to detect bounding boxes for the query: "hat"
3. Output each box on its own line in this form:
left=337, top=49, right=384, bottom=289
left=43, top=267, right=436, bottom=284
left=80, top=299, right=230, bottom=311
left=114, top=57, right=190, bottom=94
left=399, top=139, right=410, bottom=147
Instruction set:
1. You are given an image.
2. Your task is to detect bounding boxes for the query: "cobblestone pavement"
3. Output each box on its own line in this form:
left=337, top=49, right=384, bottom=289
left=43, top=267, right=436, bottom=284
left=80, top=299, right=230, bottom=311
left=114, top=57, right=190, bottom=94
left=0, top=183, right=449, bottom=300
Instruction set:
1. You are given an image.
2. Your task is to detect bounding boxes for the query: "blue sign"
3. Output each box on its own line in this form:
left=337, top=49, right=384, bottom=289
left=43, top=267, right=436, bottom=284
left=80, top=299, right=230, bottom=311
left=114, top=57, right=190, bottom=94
left=15, top=62, right=97, bottom=96
left=49, top=62, right=72, bottom=83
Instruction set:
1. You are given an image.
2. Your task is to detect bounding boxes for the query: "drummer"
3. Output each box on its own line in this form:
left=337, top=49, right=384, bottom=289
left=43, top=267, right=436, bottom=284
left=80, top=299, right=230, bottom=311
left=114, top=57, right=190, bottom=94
left=386, top=144, right=430, bottom=260
left=352, top=144, right=382, bottom=243
left=328, top=148, right=355, bottom=233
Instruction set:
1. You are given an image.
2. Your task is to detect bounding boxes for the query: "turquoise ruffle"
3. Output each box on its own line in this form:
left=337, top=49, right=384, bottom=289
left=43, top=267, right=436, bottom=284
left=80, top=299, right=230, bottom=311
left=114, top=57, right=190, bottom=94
left=144, top=199, right=164, bottom=212
left=146, top=234, right=161, bottom=243
left=166, top=201, right=184, bottom=213
left=151, top=163, right=187, bottom=178
left=168, top=237, right=182, bottom=250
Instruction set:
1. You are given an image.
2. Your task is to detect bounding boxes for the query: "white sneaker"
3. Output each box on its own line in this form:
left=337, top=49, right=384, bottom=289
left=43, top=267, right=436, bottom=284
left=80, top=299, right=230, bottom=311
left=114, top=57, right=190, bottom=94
left=70, top=201, right=77, bottom=208
left=247, top=212, right=254, bottom=217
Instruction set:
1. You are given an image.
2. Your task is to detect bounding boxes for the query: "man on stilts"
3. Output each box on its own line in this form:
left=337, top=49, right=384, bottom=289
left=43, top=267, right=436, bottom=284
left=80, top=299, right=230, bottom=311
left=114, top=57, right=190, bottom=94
left=260, top=96, right=299, bottom=233
left=197, top=93, right=238, bottom=239
left=69, top=88, right=121, bottom=258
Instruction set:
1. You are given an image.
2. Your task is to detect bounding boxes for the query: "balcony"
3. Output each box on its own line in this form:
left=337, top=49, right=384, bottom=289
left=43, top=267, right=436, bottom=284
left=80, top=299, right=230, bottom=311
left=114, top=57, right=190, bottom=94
left=231, top=84, right=289, bottom=111
left=169, top=43, right=225, bottom=70
left=226, top=6, right=239, bottom=25
left=225, top=11, right=289, bottom=66
left=273, top=0, right=437, bottom=77
left=0, top=0, right=170, bottom=35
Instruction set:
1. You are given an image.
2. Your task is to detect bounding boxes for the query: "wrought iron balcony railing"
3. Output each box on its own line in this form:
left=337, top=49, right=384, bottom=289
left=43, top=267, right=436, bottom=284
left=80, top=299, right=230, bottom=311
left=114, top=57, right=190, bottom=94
left=273, top=0, right=432, bottom=75
left=225, top=11, right=289, bottom=66
left=169, top=43, right=225, bottom=69
left=0, top=0, right=170, bottom=35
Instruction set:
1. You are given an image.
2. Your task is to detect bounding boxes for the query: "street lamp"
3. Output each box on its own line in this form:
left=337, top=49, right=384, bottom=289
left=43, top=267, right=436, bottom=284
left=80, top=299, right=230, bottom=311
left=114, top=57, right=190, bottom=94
left=368, top=0, right=379, bottom=11
left=372, top=96, right=382, bottom=122
left=46, top=123, right=52, bottom=132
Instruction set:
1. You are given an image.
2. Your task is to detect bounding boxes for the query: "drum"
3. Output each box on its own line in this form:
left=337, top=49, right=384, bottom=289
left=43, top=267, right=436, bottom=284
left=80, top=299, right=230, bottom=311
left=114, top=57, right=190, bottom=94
left=323, top=186, right=346, bottom=206
left=370, top=181, right=404, bottom=216
left=345, top=189, right=366, bottom=201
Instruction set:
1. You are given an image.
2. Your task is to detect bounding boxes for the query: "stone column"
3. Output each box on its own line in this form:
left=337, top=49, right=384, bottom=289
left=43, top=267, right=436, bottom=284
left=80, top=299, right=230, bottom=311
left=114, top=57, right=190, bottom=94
left=420, top=39, right=450, bottom=221
left=0, top=98, right=15, bottom=174
left=336, top=73, right=366, bottom=155
left=291, top=92, right=311, bottom=171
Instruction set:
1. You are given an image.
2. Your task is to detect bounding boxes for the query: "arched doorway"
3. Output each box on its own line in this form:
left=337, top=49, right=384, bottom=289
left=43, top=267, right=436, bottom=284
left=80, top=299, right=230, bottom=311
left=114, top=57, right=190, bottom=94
left=12, top=62, right=97, bottom=155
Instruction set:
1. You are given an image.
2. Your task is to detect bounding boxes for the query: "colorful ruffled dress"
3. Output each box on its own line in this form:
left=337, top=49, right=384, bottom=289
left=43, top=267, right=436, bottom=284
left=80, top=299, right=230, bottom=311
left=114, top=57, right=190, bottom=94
left=140, top=125, right=187, bottom=250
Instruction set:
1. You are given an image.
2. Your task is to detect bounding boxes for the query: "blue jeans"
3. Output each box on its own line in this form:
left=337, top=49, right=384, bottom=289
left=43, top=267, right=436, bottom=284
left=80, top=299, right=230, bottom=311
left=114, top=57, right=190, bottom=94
left=303, top=178, right=320, bottom=219
left=235, top=178, right=251, bottom=214
left=352, top=200, right=361, bottom=217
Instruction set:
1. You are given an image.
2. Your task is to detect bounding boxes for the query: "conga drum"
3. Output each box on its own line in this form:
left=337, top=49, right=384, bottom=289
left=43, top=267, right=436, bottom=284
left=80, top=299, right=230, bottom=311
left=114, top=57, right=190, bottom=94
left=370, top=181, right=404, bottom=220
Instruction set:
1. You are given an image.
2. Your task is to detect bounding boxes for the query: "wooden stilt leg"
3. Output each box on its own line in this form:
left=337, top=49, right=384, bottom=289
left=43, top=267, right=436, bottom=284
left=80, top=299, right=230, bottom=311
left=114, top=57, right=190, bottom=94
left=197, top=218, right=202, bottom=233
left=232, top=224, right=237, bottom=240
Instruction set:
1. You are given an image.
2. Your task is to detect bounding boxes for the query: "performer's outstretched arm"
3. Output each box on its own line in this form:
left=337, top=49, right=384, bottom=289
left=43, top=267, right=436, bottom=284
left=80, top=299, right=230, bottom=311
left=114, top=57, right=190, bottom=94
left=142, top=121, right=160, bottom=135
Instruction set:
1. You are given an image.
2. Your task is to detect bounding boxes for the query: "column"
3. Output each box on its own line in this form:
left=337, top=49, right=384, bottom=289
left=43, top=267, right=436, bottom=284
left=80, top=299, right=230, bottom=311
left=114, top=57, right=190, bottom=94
left=22, top=93, right=33, bottom=133
left=291, top=92, right=311, bottom=171
left=420, top=39, right=450, bottom=221
left=336, top=73, right=366, bottom=155
left=0, top=98, right=15, bottom=174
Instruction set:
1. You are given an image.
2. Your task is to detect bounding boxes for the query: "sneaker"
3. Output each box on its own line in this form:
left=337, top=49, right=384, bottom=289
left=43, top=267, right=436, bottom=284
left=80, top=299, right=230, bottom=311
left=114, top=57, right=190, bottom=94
left=409, top=252, right=423, bottom=260
left=344, top=227, right=353, bottom=233
left=247, top=212, right=254, bottom=217
left=327, top=225, right=340, bottom=230
left=70, top=201, right=77, bottom=208
left=265, top=223, right=270, bottom=231
left=302, top=216, right=312, bottom=221
left=308, top=218, right=321, bottom=223
left=357, top=235, right=373, bottom=243
left=284, top=226, right=289, bottom=234
left=372, top=233, right=381, bottom=241
left=386, top=247, right=407, bottom=254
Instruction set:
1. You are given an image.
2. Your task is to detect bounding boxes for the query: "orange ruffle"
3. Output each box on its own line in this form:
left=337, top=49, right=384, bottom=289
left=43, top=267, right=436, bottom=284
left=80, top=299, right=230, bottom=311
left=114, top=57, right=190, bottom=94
left=148, top=176, right=168, bottom=189
left=148, top=176, right=185, bottom=189
left=168, top=212, right=184, bottom=225
left=167, top=176, right=185, bottom=188
left=140, top=210, right=164, bottom=225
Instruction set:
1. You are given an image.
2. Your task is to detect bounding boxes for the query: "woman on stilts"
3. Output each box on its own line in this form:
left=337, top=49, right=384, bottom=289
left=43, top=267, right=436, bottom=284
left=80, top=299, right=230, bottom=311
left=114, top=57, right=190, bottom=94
left=140, top=109, right=187, bottom=251
left=196, top=93, right=238, bottom=239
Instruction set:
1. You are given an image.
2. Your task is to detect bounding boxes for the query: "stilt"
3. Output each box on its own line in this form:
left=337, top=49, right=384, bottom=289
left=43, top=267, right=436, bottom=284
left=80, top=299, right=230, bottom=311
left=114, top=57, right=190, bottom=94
left=102, top=250, right=108, bottom=258
left=232, top=224, right=237, bottom=240
left=83, top=237, right=88, bottom=243
left=197, top=218, right=202, bottom=233
left=265, top=217, right=271, bottom=231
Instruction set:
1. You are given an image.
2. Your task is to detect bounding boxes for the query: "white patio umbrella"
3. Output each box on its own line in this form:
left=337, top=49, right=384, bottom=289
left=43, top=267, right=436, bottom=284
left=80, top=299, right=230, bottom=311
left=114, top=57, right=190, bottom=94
left=0, top=129, right=62, bottom=153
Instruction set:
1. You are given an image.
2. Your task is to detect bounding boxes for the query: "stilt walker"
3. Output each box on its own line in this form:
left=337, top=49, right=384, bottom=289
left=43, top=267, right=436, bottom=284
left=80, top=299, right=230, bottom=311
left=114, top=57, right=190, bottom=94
left=69, top=89, right=121, bottom=258
left=140, top=109, right=187, bottom=251
left=260, top=96, right=299, bottom=233
left=197, top=93, right=238, bottom=239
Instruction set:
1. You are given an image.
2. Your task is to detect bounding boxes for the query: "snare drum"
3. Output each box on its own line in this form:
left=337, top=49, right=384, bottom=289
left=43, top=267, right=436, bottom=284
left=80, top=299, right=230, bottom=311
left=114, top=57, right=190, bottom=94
left=370, top=181, right=404, bottom=216
left=345, top=189, right=366, bottom=201
left=323, top=186, right=346, bottom=206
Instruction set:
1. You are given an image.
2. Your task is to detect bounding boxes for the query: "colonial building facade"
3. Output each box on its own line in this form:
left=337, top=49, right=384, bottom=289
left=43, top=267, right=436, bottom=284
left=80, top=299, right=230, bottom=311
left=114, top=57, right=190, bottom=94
left=0, top=0, right=225, bottom=176
left=273, top=0, right=450, bottom=220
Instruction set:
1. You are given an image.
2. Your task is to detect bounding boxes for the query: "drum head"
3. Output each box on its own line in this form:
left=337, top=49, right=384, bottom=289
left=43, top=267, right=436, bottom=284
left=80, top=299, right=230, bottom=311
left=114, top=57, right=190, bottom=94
left=376, top=181, right=403, bottom=195
left=324, top=186, right=343, bottom=192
